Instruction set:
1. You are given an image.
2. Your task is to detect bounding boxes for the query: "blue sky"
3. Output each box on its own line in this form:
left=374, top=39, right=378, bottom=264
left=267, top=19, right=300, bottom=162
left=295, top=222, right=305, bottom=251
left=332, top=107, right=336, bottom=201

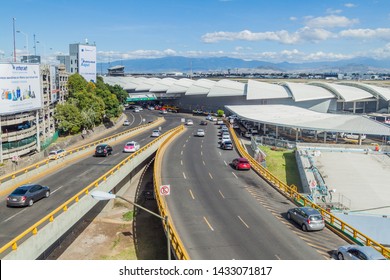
left=1, top=0, right=390, bottom=64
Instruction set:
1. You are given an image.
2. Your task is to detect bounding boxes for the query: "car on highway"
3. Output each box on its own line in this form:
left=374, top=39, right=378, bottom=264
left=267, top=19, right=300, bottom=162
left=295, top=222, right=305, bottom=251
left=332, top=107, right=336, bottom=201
left=336, top=245, right=386, bottom=260
left=220, top=140, right=233, bottom=150
left=123, top=141, right=140, bottom=153
left=216, top=119, right=224, bottom=125
left=151, top=129, right=161, bottom=137
left=231, top=157, right=251, bottom=170
left=123, top=120, right=130, bottom=126
left=186, top=119, right=194, bottom=126
left=48, top=149, right=66, bottom=160
left=7, top=184, right=50, bottom=207
left=206, top=115, right=213, bottom=121
left=196, top=129, right=205, bottom=137
left=200, top=120, right=208, bottom=126
left=94, top=144, right=113, bottom=157
left=221, top=134, right=231, bottom=142
left=134, top=108, right=140, bottom=113
left=287, top=207, right=325, bottom=232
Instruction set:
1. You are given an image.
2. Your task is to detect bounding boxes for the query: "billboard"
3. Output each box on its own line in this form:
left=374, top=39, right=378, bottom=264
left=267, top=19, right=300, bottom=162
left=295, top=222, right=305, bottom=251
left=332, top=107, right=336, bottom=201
left=78, top=44, right=96, bottom=83
left=0, top=63, right=42, bottom=115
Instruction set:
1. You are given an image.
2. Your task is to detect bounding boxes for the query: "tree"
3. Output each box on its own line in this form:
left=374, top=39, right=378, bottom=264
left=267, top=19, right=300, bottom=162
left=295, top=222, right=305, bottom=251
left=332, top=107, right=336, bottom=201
left=54, top=103, right=83, bottom=135
left=95, top=88, right=121, bottom=118
left=68, top=73, right=88, bottom=96
left=217, top=109, right=224, bottom=117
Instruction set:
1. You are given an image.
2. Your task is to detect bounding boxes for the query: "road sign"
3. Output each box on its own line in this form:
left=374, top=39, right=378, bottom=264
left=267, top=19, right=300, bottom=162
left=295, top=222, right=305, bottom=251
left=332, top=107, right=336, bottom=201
left=159, top=185, right=171, bottom=196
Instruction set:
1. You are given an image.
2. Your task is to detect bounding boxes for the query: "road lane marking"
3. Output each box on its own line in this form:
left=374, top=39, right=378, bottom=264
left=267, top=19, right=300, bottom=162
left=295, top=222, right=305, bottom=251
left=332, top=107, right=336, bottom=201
left=181, top=160, right=183, bottom=166
left=189, top=189, right=195, bottom=200
left=203, top=161, right=205, bottom=166
left=219, top=151, right=222, bottom=156
left=224, top=160, right=227, bottom=166
left=51, top=185, right=65, bottom=194
left=181, top=151, right=183, bottom=155
left=209, top=172, right=213, bottom=179
left=232, top=172, right=238, bottom=179
left=275, top=254, right=282, bottom=260
left=238, top=216, right=250, bottom=228
left=77, top=170, right=89, bottom=178
left=183, top=172, right=187, bottom=179
left=186, top=139, right=189, bottom=143
left=201, top=144, right=203, bottom=148
left=3, top=208, right=28, bottom=223
left=183, top=144, right=186, bottom=148
left=203, top=217, right=214, bottom=231
left=201, top=151, right=203, bottom=156
left=219, top=190, right=225, bottom=199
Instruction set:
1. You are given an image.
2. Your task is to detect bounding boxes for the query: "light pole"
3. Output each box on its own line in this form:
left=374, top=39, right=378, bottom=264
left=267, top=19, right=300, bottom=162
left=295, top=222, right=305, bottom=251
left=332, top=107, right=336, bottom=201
left=90, top=190, right=171, bottom=260
left=16, top=30, right=28, bottom=63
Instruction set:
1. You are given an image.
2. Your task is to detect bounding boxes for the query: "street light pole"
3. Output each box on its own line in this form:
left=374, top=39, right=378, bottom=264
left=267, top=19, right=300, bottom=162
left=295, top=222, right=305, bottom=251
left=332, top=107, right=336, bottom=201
left=90, top=190, right=171, bottom=260
left=16, top=30, right=29, bottom=63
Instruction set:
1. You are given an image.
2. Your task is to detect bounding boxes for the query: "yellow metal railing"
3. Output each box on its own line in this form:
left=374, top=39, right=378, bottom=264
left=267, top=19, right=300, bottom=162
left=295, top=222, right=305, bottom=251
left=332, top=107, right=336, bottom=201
left=0, top=123, right=174, bottom=257
left=153, top=124, right=190, bottom=260
left=228, top=121, right=390, bottom=259
left=0, top=118, right=164, bottom=190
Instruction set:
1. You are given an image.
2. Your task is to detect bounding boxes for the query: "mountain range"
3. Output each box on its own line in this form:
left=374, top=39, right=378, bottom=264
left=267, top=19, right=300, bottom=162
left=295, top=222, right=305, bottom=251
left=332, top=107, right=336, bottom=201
left=97, top=56, right=390, bottom=74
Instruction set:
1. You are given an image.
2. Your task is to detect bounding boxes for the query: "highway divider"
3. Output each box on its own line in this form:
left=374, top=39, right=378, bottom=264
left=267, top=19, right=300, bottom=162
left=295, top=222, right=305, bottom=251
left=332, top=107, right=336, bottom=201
left=153, top=124, right=190, bottom=260
left=0, top=121, right=178, bottom=260
left=0, top=118, right=165, bottom=197
left=228, top=121, right=390, bottom=259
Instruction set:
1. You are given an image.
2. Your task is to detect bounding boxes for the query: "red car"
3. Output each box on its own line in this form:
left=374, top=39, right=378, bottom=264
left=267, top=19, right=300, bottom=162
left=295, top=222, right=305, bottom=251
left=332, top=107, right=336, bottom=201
left=231, top=157, right=251, bottom=170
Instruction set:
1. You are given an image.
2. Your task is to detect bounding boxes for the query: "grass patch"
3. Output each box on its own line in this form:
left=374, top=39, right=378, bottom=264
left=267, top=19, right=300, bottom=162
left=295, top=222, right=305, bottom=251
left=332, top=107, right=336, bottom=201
left=122, top=211, right=134, bottom=222
left=259, top=146, right=302, bottom=189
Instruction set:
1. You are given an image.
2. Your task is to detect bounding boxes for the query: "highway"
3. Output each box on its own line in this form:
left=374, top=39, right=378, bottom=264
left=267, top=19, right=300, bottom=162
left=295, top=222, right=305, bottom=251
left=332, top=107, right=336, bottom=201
left=0, top=110, right=349, bottom=259
left=161, top=115, right=348, bottom=259
left=0, top=110, right=181, bottom=248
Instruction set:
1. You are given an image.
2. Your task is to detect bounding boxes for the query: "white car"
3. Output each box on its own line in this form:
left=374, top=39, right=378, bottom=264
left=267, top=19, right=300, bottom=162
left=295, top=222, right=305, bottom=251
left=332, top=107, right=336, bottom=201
left=123, top=120, right=130, bottom=126
left=221, top=134, right=231, bottom=142
left=151, top=129, right=161, bottom=137
left=123, top=141, right=140, bottom=153
left=48, top=149, right=66, bottom=160
left=186, top=119, right=194, bottom=126
left=196, top=129, right=205, bottom=137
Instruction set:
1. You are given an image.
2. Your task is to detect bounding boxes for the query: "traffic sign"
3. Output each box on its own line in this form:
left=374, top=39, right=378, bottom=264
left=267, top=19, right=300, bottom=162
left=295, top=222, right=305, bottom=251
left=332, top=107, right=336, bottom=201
left=159, top=185, right=171, bottom=196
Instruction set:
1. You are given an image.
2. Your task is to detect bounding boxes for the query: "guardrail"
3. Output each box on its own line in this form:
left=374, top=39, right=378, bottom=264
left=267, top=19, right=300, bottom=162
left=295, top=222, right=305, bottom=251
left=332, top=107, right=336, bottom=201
left=228, top=121, right=390, bottom=259
left=0, top=123, right=178, bottom=257
left=153, top=124, right=190, bottom=260
left=0, top=118, right=164, bottom=190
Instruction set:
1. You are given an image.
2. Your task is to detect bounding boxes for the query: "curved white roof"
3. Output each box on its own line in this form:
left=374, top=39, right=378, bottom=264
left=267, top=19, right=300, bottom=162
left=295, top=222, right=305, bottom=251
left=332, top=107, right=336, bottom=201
left=135, top=77, right=161, bottom=92
left=338, top=82, right=390, bottom=102
left=166, top=78, right=195, bottom=94
left=185, top=79, right=216, bottom=95
left=150, top=78, right=177, bottom=92
left=246, top=80, right=290, bottom=100
left=309, top=82, right=373, bottom=102
left=226, top=104, right=390, bottom=136
left=207, top=79, right=246, bottom=97
left=282, top=82, right=336, bottom=102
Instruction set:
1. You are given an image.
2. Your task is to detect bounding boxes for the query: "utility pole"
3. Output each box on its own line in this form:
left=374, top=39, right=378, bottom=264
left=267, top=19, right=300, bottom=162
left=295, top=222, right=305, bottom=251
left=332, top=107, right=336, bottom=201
left=13, top=18, right=16, bottom=62
left=33, top=34, right=37, bottom=56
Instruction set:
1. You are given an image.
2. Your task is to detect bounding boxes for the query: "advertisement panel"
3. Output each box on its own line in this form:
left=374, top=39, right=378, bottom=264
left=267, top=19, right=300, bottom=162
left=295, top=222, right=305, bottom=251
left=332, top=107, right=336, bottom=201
left=78, top=44, right=96, bottom=83
left=0, top=63, right=42, bottom=115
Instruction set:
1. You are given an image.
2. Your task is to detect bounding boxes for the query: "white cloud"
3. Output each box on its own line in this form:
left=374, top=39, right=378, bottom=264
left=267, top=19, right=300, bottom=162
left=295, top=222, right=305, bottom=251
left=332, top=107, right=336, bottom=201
left=344, top=3, right=356, bottom=8
left=339, top=28, right=390, bottom=40
left=305, top=15, right=359, bottom=28
left=201, top=28, right=334, bottom=44
left=326, top=8, right=342, bottom=14
left=289, top=16, right=297, bottom=21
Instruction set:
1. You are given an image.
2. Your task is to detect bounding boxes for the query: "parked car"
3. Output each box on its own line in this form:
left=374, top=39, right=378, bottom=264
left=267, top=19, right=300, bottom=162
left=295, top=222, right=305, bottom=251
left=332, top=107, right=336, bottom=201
left=48, top=149, right=66, bottom=160
left=95, top=144, right=113, bottom=157
left=7, top=184, right=50, bottom=207
left=123, top=120, right=130, bottom=126
left=336, top=245, right=386, bottom=260
left=123, top=141, right=140, bottom=153
left=200, top=120, right=208, bottom=126
left=287, top=207, right=325, bottom=231
left=220, top=140, right=233, bottom=150
left=231, top=157, right=251, bottom=170
left=186, top=119, right=194, bottom=126
left=196, top=129, right=205, bottom=137
left=151, top=129, right=161, bottom=137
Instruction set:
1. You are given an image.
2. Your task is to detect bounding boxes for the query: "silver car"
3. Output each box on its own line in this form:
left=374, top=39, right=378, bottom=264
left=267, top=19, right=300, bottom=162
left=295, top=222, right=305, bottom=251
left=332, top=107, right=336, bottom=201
left=7, top=184, right=50, bottom=207
left=287, top=207, right=325, bottom=231
left=336, top=245, right=386, bottom=260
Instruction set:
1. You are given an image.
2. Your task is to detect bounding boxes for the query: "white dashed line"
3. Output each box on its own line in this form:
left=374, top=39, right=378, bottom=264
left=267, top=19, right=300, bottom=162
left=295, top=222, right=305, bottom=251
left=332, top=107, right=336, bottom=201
left=189, top=189, right=195, bottom=200
left=183, top=172, right=187, bottom=179
left=219, top=190, right=225, bottom=199
left=232, top=172, right=238, bottom=179
left=209, top=173, right=213, bottom=179
left=238, top=216, right=250, bottom=228
left=203, top=217, right=214, bottom=231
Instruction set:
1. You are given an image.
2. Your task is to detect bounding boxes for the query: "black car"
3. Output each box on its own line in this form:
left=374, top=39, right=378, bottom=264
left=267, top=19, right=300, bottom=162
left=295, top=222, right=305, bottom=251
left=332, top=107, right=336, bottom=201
left=7, top=184, right=50, bottom=207
left=200, top=121, right=208, bottom=125
left=95, top=144, right=113, bottom=157
left=220, top=140, right=233, bottom=150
